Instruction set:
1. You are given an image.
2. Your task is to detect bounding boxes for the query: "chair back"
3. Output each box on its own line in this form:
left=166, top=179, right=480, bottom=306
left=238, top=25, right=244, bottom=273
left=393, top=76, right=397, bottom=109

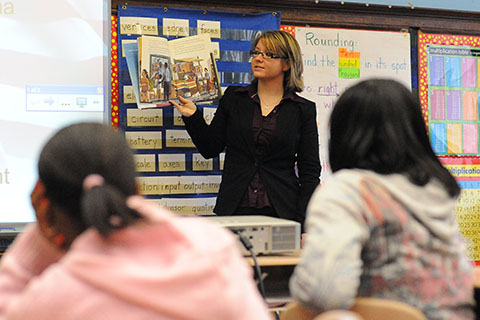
left=349, top=297, right=426, bottom=320
left=280, top=302, right=363, bottom=320
left=279, top=301, right=318, bottom=320
left=313, top=310, right=364, bottom=320
left=280, top=298, right=425, bottom=320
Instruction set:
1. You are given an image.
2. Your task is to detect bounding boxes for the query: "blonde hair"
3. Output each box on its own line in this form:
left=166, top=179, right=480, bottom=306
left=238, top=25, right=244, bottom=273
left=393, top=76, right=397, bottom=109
left=251, top=30, right=304, bottom=92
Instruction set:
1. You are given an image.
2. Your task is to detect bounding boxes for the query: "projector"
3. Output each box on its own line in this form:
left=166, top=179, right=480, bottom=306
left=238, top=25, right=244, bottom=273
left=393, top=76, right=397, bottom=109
left=207, top=215, right=301, bottom=256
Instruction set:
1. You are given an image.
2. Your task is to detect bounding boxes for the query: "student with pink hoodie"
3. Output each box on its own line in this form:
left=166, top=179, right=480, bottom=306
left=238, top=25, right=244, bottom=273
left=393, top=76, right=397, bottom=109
left=0, top=122, right=272, bottom=320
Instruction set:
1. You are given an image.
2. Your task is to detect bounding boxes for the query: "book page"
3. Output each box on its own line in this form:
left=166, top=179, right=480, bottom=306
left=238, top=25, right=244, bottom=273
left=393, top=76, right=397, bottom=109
left=123, top=42, right=141, bottom=106
left=167, top=34, right=220, bottom=102
left=139, top=36, right=170, bottom=103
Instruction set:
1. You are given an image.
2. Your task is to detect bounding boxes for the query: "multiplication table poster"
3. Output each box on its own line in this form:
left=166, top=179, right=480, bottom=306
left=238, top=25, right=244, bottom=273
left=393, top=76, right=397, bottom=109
left=419, top=31, right=480, bottom=262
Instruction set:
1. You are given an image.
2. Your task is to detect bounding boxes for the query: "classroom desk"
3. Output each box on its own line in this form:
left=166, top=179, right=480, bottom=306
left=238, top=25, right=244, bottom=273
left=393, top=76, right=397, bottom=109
left=245, top=251, right=301, bottom=267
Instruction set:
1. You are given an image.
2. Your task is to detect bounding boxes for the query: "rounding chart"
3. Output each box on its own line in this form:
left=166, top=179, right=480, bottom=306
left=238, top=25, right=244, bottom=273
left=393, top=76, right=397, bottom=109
left=288, top=26, right=412, bottom=179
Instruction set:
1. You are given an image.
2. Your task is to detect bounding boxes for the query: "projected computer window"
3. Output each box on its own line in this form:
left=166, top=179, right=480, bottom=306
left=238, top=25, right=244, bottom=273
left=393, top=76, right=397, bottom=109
left=26, top=85, right=104, bottom=112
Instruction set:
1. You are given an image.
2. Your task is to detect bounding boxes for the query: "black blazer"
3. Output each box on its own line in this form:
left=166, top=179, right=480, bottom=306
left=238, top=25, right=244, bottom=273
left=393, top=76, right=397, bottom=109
left=183, top=85, right=321, bottom=225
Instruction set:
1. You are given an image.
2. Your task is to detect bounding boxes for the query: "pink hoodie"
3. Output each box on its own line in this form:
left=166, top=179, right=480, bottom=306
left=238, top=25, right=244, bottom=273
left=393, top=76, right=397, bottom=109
left=0, top=196, right=272, bottom=320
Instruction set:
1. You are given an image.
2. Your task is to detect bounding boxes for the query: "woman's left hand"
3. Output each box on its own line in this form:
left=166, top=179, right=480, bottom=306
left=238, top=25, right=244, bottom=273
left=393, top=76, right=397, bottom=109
left=170, top=95, right=197, bottom=117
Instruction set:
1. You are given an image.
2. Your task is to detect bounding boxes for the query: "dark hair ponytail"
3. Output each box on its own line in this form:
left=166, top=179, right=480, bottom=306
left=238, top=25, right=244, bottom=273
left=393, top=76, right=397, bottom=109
left=81, top=183, right=141, bottom=237
left=38, top=122, right=141, bottom=237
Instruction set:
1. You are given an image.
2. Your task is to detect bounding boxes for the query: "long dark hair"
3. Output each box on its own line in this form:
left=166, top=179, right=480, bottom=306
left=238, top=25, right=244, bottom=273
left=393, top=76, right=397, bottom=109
left=38, top=122, right=141, bottom=236
left=329, top=79, right=460, bottom=197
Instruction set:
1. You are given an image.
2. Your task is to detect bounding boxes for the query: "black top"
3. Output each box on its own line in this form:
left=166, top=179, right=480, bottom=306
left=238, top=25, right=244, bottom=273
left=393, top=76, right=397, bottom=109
left=182, top=84, right=321, bottom=226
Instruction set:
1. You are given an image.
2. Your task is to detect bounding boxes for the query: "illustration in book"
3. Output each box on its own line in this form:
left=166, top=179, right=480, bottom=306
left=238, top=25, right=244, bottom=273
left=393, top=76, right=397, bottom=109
left=133, top=33, right=221, bottom=109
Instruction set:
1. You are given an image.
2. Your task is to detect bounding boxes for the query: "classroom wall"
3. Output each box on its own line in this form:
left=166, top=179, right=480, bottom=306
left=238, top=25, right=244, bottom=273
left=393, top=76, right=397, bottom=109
left=112, top=0, right=480, bottom=35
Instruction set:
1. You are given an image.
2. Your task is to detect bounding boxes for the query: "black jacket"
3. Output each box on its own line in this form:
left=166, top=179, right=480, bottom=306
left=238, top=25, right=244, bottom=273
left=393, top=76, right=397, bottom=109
left=183, top=85, right=321, bottom=225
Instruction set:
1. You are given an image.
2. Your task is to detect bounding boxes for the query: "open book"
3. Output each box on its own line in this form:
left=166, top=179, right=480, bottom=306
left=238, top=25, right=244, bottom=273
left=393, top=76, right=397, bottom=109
left=129, top=33, right=221, bottom=109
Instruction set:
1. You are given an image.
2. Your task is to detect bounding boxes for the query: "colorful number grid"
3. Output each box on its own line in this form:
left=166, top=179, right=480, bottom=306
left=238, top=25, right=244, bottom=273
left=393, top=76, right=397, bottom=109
left=419, top=32, right=480, bottom=156
left=442, top=157, right=480, bottom=263
left=427, top=46, right=480, bottom=155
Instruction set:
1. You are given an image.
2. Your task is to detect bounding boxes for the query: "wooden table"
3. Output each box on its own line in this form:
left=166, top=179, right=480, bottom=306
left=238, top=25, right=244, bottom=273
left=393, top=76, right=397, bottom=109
left=245, top=251, right=301, bottom=267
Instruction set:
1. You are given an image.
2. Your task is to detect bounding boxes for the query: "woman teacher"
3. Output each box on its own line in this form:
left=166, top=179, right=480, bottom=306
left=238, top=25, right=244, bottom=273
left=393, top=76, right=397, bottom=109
left=171, top=30, right=321, bottom=227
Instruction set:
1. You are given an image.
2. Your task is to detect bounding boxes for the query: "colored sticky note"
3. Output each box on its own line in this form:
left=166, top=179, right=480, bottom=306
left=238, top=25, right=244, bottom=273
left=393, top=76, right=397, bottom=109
left=338, top=48, right=360, bottom=59
left=339, top=58, right=360, bottom=68
left=338, top=67, right=360, bottom=79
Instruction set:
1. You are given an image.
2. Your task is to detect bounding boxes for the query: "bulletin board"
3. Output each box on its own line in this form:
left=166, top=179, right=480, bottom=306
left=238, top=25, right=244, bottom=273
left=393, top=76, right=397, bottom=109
left=418, top=31, right=480, bottom=262
left=282, top=26, right=412, bottom=178
left=115, top=5, right=279, bottom=215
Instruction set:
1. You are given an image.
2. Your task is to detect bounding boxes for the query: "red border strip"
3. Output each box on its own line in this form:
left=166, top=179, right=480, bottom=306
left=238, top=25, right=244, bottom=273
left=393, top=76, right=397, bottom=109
left=111, top=15, right=119, bottom=128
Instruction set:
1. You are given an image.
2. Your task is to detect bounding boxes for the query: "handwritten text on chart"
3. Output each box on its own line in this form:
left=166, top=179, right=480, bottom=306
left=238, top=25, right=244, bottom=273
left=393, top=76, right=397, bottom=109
left=125, top=131, right=162, bottom=150
left=158, top=154, right=186, bottom=172
left=304, top=32, right=357, bottom=52
left=134, top=154, right=156, bottom=172
left=119, top=17, right=158, bottom=35
left=303, top=82, right=339, bottom=109
left=338, top=48, right=361, bottom=79
left=192, top=153, right=213, bottom=171
left=165, top=130, right=195, bottom=148
left=138, top=176, right=221, bottom=195
left=304, top=82, right=339, bottom=96
left=303, top=54, right=408, bottom=74
left=152, top=197, right=217, bottom=215
left=127, top=108, right=163, bottom=127
left=164, top=202, right=215, bottom=215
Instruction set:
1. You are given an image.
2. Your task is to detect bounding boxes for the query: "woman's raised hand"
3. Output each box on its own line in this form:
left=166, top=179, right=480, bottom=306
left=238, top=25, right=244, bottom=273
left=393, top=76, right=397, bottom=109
left=169, top=95, right=197, bottom=117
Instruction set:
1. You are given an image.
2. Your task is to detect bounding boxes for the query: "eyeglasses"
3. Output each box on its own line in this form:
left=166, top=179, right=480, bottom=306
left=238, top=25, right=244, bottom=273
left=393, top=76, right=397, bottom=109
left=249, top=50, right=287, bottom=60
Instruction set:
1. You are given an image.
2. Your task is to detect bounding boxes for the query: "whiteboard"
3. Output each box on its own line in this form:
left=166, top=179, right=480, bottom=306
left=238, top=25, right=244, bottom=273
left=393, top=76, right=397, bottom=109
left=295, top=27, right=411, bottom=179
